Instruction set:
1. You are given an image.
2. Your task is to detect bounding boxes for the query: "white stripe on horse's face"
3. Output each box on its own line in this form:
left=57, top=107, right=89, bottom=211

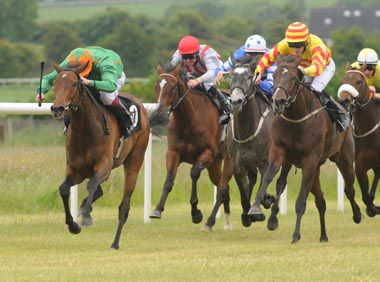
left=233, top=67, right=248, bottom=75
left=62, top=74, right=67, bottom=79
left=158, top=78, right=167, bottom=103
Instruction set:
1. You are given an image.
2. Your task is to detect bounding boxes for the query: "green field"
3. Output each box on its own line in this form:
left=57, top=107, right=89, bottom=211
left=0, top=203, right=379, bottom=281
left=0, top=85, right=37, bottom=103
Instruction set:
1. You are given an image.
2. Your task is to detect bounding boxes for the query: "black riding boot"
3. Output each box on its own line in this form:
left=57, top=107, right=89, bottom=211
left=318, top=90, right=351, bottom=132
left=112, top=103, right=133, bottom=138
left=209, top=86, right=231, bottom=125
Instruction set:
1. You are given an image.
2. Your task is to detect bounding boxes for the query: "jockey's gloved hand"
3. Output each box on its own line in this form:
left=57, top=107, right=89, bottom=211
left=35, top=92, right=45, bottom=103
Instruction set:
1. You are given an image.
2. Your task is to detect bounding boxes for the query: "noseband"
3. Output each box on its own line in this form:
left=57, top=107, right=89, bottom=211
left=230, top=65, right=256, bottom=105
left=273, top=75, right=301, bottom=108
left=344, top=70, right=371, bottom=109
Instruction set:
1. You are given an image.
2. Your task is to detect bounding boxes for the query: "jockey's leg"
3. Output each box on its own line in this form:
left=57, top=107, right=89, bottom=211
left=311, top=59, right=350, bottom=131
left=209, top=86, right=231, bottom=125
left=109, top=97, right=133, bottom=138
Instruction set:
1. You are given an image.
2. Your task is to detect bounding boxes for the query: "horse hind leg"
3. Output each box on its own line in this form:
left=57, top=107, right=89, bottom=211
left=310, top=171, right=328, bottom=242
left=203, top=157, right=231, bottom=232
left=369, top=167, right=380, bottom=214
left=268, top=163, right=291, bottom=231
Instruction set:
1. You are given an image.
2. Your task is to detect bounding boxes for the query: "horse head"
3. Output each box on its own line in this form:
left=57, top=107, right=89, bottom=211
left=338, top=65, right=369, bottom=110
left=156, top=62, right=187, bottom=113
left=230, top=55, right=259, bottom=111
left=50, top=63, right=86, bottom=119
left=272, top=55, right=302, bottom=114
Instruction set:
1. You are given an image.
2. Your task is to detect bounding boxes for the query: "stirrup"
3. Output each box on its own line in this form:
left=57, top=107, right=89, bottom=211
left=218, top=113, right=230, bottom=125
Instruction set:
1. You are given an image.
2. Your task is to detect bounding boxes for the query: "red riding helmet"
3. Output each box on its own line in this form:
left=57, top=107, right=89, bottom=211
left=178, top=35, right=200, bottom=55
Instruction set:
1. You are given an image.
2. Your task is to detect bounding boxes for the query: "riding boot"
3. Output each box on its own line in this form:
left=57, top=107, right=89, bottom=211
left=318, top=90, right=351, bottom=132
left=209, top=86, right=231, bottom=125
left=111, top=101, right=134, bottom=138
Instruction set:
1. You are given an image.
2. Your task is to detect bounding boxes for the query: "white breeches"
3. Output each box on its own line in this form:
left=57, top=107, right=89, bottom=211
left=304, top=59, right=335, bottom=92
left=99, top=71, right=126, bottom=105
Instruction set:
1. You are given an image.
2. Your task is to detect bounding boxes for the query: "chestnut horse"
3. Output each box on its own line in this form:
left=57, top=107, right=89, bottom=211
left=338, top=68, right=380, bottom=216
left=50, top=64, right=150, bottom=250
left=203, top=57, right=291, bottom=232
left=248, top=55, right=362, bottom=243
left=149, top=62, right=230, bottom=228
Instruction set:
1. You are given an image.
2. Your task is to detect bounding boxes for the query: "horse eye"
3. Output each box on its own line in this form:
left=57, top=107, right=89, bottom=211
left=73, top=82, right=77, bottom=88
left=248, top=75, right=253, bottom=80
left=356, top=80, right=362, bottom=85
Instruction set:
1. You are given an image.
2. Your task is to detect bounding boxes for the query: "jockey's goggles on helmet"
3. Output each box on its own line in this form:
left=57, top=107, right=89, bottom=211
left=181, top=53, right=197, bottom=60
left=247, top=52, right=264, bottom=57
left=360, top=64, right=376, bottom=71
left=287, top=41, right=306, bottom=48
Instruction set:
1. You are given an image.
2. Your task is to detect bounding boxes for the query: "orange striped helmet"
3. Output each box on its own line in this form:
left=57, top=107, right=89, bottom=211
left=67, top=48, right=93, bottom=77
left=285, top=22, right=309, bottom=43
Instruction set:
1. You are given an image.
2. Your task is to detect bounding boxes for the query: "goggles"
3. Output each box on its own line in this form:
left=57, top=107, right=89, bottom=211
left=287, top=41, right=306, bottom=48
left=181, top=53, right=197, bottom=60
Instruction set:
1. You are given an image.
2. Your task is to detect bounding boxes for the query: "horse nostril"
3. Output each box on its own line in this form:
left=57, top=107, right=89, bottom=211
left=231, top=99, right=242, bottom=106
left=50, top=105, right=65, bottom=114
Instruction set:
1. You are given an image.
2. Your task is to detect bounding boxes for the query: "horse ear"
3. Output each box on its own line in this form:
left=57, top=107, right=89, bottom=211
left=174, top=62, right=182, bottom=74
left=53, top=63, right=62, bottom=73
left=295, top=55, right=302, bottom=66
left=157, top=63, right=163, bottom=75
left=249, top=55, right=260, bottom=70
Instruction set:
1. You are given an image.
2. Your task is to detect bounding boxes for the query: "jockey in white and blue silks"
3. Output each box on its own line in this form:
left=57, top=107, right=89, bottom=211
left=215, top=35, right=276, bottom=98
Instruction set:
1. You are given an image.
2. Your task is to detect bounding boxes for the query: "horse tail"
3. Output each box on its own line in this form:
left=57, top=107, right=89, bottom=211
left=145, top=104, right=169, bottom=136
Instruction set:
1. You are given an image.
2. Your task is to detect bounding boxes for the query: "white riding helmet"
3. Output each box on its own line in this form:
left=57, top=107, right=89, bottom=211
left=357, top=48, right=378, bottom=66
left=244, top=35, right=266, bottom=53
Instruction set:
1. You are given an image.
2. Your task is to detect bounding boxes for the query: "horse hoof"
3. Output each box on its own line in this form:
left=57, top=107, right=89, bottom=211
left=192, top=210, right=203, bottom=224
left=291, top=234, right=300, bottom=244
left=353, top=212, right=363, bottom=224
left=224, top=224, right=233, bottom=231
left=149, top=210, right=162, bottom=219
left=366, top=206, right=377, bottom=218
left=241, top=213, right=252, bottom=227
left=267, top=217, right=278, bottom=231
left=110, top=243, right=119, bottom=250
left=81, top=215, right=93, bottom=226
left=68, top=222, right=81, bottom=234
left=201, top=225, right=212, bottom=232
left=250, top=213, right=266, bottom=222
left=319, top=236, right=329, bottom=242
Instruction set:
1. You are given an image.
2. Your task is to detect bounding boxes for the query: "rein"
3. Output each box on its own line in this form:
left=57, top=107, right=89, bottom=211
left=158, top=73, right=192, bottom=112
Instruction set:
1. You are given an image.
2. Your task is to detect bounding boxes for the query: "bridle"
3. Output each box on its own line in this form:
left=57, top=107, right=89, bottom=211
left=158, top=73, right=191, bottom=112
left=344, top=70, right=371, bottom=110
left=230, top=64, right=256, bottom=106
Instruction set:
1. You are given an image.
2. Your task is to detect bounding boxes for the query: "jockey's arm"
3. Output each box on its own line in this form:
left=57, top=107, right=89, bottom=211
left=199, top=53, right=222, bottom=85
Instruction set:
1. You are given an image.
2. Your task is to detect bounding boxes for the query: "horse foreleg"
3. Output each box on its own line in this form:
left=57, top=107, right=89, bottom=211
left=267, top=163, right=291, bottom=231
left=59, top=176, right=81, bottom=234
left=79, top=185, right=104, bottom=216
left=369, top=168, right=380, bottom=214
left=247, top=168, right=258, bottom=201
left=248, top=147, right=284, bottom=222
left=203, top=157, right=231, bottom=231
left=235, top=174, right=252, bottom=228
left=190, top=163, right=204, bottom=224
left=150, top=150, right=180, bottom=219
left=310, top=168, right=328, bottom=242
left=355, top=162, right=375, bottom=217
left=81, top=172, right=108, bottom=226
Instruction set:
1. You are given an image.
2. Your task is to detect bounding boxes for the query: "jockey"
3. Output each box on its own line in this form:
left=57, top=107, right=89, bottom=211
left=36, top=46, right=132, bottom=137
left=171, top=35, right=231, bottom=125
left=351, top=48, right=380, bottom=99
left=254, top=22, right=350, bottom=131
left=215, top=34, right=276, bottom=99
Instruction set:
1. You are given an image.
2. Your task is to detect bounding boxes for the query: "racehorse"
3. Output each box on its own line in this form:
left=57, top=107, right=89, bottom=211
left=149, top=62, right=231, bottom=228
left=203, top=56, right=291, bottom=231
left=50, top=63, right=150, bottom=250
left=248, top=55, right=362, bottom=243
left=338, top=68, right=380, bottom=216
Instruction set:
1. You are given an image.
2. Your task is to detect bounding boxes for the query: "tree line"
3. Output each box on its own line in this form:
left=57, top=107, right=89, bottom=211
left=0, top=0, right=380, bottom=101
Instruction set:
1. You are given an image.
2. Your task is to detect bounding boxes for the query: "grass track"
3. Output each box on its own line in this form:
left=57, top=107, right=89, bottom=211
left=0, top=203, right=379, bottom=281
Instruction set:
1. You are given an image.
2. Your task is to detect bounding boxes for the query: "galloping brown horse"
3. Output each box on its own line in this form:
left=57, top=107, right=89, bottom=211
left=149, top=62, right=230, bottom=227
left=248, top=55, right=362, bottom=243
left=338, top=68, right=380, bottom=216
left=203, top=57, right=291, bottom=232
left=50, top=64, right=150, bottom=250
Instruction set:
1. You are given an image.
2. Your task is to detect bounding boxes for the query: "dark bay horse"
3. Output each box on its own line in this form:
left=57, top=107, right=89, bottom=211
left=338, top=68, right=380, bottom=216
left=149, top=62, right=230, bottom=228
left=50, top=64, right=150, bottom=250
left=203, top=57, right=291, bottom=232
left=248, top=55, right=362, bottom=243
